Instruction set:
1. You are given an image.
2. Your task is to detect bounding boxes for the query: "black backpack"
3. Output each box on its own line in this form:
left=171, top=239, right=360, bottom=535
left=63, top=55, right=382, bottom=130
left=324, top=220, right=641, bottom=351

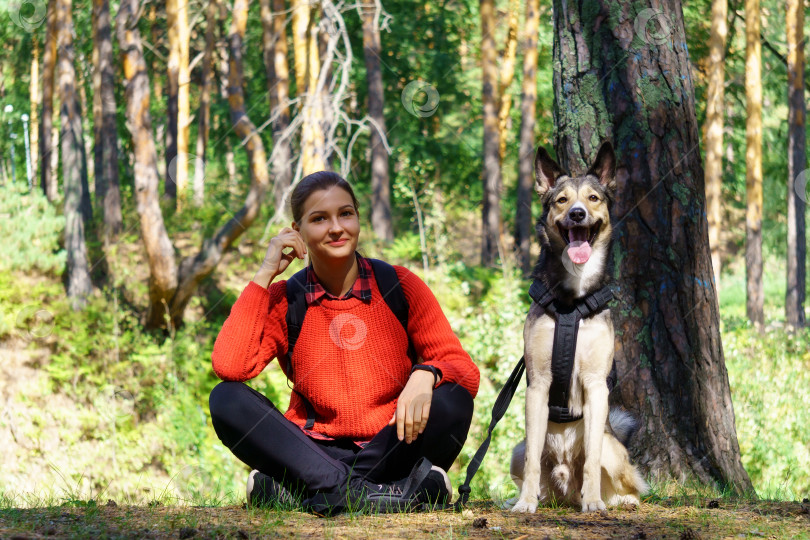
left=283, top=258, right=417, bottom=428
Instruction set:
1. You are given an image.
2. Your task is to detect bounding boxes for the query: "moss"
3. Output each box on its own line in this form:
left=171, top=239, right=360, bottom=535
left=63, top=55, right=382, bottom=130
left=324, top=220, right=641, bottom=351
left=671, top=182, right=690, bottom=206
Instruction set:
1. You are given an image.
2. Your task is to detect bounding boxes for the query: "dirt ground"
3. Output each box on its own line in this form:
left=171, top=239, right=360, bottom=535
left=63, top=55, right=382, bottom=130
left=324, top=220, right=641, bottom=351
left=1, top=499, right=809, bottom=539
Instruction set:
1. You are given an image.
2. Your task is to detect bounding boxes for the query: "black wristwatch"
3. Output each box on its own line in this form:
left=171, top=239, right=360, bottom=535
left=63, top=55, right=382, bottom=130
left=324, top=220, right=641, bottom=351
left=411, top=364, right=442, bottom=387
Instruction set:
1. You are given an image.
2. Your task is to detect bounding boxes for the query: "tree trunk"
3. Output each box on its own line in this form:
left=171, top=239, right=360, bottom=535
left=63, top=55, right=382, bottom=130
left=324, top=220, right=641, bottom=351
left=194, top=0, right=220, bottom=207
left=93, top=0, right=123, bottom=242
left=497, top=0, right=519, bottom=163
left=704, top=0, right=726, bottom=289
left=117, top=0, right=179, bottom=328
left=744, top=0, right=763, bottom=328
left=361, top=0, right=393, bottom=242
left=31, top=35, right=40, bottom=185
left=177, top=0, right=190, bottom=205
left=40, top=0, right=58, bottom=202
left=147, top=3, right=166, bottom=180
left=515, top=0, right=540, bottom=275
left=169, top=0, right=271, bottom=327
left=480, top=0, right=501, bottom=266
left=57, top=0, right=92, bottom=309
left=553, top=0, right=752, bottom=492
left=785, top=0, right=806, bottom=329
left=291, top=0, right=326, bottom=175
left=260, top=0, right=294, bottom=214
left=165, top=0, right=180, bottom=203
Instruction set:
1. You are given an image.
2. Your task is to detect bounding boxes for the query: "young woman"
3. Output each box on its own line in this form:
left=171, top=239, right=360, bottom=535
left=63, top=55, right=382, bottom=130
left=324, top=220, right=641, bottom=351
left=208, top=171, right=479, bottom=514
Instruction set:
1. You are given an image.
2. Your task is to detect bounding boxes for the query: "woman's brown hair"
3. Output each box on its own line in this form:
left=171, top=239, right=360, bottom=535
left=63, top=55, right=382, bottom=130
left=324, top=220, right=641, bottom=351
left=290, top=171, right=359, bottom=224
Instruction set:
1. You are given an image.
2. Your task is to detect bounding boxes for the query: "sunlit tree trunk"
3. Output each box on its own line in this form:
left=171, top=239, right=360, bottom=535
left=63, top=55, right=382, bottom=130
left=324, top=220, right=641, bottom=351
left=260, top=0, right=294, bottom=213
left=177, top=0, right=190, bottom=204
left=361, top=0, right=393, bottom=242
left=553, top=0, right=752, bottom=492
left=118, top=0, right=178, bottom=328
left=480, top=0, right=501, bottom=266
left=30, top=36, right=40, bottom=185
left=785, top=0, right=806, bottom=328
left=515, top=0, right=540, bottom=275
left=194, top=0, right=220, bottom=207
left=40, top=0, right=58, bottom=202
left=704, top=0, right=726, bottom=289
left=291, top=0, right=326, bottom=174
left=165, top=0, right=180, bottom=203
left=744, top=0, right=763, bottom=328
left=497, top=0, right=519, bottom=163
left=93, top=0, right=123, bottom=242
left=57, top=0, right=92, bottom=309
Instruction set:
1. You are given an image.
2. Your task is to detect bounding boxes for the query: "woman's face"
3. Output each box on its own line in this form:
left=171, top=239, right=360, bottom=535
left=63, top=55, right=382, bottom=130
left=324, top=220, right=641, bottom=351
left=294, top=187, right=360, bottom=263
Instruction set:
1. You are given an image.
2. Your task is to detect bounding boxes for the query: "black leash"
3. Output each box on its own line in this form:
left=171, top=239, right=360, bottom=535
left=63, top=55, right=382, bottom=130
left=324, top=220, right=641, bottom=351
left=452, top=355, right=525, bottom=510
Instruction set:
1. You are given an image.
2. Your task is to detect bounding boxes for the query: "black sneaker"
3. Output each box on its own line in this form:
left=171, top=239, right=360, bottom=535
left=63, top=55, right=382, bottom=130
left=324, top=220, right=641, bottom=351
left=361, top=458, right=452, bottom=512
left=246, top=470, right=299, bottom=508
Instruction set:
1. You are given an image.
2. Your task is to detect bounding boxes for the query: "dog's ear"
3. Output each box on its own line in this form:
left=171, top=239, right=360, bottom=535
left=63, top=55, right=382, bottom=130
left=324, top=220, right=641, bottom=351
left=534, top=146, right=565, bottom=196
left=587, top=141, right=617, bottom=191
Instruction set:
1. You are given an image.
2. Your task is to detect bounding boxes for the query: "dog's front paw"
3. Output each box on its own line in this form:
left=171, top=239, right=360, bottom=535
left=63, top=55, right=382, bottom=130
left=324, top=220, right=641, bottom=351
left=510, top=497, right=538, bottom=513
left=581, top=499, right=607, bottom=513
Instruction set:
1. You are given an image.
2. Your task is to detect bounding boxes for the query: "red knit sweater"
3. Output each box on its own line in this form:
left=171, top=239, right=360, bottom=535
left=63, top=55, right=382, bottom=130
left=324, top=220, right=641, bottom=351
left=211, top=265, right=480, bottom=441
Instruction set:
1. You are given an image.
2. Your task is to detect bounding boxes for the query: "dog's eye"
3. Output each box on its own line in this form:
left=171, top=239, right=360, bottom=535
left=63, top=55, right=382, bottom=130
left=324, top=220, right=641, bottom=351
left=557, top=197, right=567, bottom=205
left=589, top=195, right=599, bottom=202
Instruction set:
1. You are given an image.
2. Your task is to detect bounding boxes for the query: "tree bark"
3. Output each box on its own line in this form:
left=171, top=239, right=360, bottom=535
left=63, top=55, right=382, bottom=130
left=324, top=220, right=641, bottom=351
left=117, top=0, right=179, bottom=328
left=291, top=0, right=327, bottom=175
left=553, top=0, right=752, bottom=492
left=194, top=0, right=220, bottom=207
left=480, top=0, right=502, bottom=266
left=744, top=0, right=763, bottom=328
left=515, top=0, right=540, bottom=275
left=704, top=0, right=726, bottom=289
left=785, top=0, right=806, bottom=329
left=30, top=35, right=40, bottom=185
left=177, top=0, right=191, bottom=204
left=260, top=0, right=294, bottom=213
left=56, top=0, right=92, bottom=309
left=40, top=0, right=58, bottom=202
left=165, top=0, right=180, bottom=203
left=93, top=0, right=123, bottom=242
left=497, top=0, right=520, bottom=163
left=361, top=0, right=393, bottom=242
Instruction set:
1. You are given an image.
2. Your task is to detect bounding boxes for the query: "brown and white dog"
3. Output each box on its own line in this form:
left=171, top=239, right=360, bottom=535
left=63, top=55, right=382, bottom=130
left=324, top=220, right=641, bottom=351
left=510, top=142, right=647, bottom=513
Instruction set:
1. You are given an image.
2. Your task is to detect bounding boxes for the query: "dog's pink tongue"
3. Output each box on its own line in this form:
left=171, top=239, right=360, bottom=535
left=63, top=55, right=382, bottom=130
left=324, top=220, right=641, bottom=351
left=567, top=228, right=591, bottom=264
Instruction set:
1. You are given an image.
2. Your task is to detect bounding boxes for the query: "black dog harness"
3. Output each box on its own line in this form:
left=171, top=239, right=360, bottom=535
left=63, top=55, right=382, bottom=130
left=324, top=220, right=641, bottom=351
left=528, top=279, right=614, bottom=423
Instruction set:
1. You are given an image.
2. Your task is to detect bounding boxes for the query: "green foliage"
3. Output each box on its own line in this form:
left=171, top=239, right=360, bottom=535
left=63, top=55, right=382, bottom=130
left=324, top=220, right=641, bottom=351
left=0, top=183, right=66, bottom=274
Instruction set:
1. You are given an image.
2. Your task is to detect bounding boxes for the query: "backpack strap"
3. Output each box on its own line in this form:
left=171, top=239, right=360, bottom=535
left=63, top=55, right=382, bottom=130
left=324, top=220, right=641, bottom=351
left=368, top=258, right=417, bottom=364
left=284, top=267, right=310, bottom=377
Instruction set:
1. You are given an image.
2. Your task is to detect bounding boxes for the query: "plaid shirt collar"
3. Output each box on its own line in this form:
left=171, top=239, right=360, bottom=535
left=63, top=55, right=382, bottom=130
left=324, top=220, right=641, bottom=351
left=305, top=253, right=373, bottom=305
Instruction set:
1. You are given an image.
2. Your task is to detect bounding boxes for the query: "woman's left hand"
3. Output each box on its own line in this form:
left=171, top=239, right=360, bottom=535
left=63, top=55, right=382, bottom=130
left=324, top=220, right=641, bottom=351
left=389, top=370, right=436, bottom=444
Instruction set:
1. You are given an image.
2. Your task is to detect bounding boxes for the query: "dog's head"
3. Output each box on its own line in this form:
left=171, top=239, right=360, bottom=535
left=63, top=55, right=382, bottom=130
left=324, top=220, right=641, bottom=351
left=534, top=142, right=616, bottom=266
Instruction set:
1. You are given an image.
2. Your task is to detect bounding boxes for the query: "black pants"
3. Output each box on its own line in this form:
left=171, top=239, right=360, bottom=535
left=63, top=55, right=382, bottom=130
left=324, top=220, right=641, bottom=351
left=209, top=381, right=474, bottom=496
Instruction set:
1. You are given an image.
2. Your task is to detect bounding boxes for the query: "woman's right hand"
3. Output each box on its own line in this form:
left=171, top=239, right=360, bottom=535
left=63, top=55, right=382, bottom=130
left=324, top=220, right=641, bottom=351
left=253, top=227, right=307, bottom=287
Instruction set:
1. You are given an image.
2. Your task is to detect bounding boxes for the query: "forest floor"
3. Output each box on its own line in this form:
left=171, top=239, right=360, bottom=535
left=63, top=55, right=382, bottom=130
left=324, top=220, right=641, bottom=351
left=1, top=498, right=809, bottom=539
